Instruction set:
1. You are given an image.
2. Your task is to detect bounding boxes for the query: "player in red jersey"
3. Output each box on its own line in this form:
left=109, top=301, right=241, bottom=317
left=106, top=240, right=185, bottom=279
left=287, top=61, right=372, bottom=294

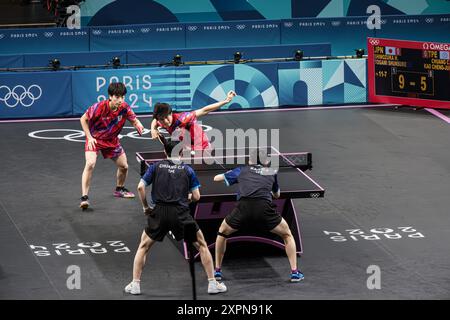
left=149, top=90, right=236, bottom=156
left=79, top=82, right=145, bottom=210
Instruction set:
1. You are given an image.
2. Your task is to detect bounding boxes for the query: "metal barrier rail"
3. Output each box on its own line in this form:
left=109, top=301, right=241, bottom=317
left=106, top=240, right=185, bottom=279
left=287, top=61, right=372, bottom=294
left=0, top=54, right=368, bottom=73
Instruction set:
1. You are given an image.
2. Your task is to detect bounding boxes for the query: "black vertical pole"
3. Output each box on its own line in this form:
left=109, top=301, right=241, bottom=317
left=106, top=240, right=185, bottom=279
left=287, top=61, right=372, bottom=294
left=184, top=221, right=198, bottom=300
left=187, top=242, right=197, bottom=300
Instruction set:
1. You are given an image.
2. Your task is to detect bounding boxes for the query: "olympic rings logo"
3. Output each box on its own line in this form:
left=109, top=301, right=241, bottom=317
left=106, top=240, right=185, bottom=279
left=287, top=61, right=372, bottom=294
left=28, top=128, right=151, bottom=142
left=92, top=30, right=102, bottom=35
left=44, top=32, right=54, bottom=37
left=309, top=193, right=321, bottom=198
left=187, top=26, right=198, bottom=31
left=27, top=125, right=213, bottom=142
left=284, top=22, right=293, bottom=28
left=0, top=85, right=42, bottom=108
left=236, top=25, right=246, bottom=30
left=140, top=28, right=150, bottom=33
left=369, top=38, right=380, bottom=46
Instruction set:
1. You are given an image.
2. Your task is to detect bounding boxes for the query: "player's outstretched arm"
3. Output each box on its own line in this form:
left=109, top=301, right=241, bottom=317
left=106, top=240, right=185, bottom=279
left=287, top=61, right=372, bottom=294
left=131, top=118, right=145, bottom=136
left=195, top=90, right=236, bottom=117
left=150, top=118, right=160, bottom=139
left=213, top=174, right=225, bottom=182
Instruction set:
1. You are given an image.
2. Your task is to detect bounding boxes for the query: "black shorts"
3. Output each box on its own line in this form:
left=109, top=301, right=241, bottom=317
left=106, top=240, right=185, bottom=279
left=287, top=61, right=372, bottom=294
left=145, top=204, right=199, bottom=242
left=225, top=198, right=282, bottom=231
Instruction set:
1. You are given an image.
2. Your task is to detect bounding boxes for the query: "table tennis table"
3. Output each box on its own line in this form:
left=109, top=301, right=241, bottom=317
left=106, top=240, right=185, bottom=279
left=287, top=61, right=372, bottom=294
left=136, top=146, right=325, bottom=259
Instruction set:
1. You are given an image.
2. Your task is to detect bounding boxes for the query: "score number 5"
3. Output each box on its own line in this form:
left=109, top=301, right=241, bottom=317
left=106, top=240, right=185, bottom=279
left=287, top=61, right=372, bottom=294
left=398, top=74, right=427, bottom=91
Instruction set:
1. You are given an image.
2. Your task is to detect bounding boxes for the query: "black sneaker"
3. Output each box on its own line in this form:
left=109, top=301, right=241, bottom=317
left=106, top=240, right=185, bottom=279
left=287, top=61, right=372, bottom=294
left=114, top=187, right=135, bottom=198
left=80, top=195, right=89, bottom=210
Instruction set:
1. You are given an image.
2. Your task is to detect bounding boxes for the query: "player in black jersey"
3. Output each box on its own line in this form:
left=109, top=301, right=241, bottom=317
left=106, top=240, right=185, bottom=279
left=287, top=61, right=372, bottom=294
left=125, top=137, right=227, bottom=295
left=213, top=149, right=304, bottom=282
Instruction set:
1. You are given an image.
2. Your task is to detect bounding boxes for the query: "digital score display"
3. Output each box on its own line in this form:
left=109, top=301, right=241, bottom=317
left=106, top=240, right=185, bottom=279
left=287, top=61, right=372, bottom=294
left=368, top=38, right=450, bottom=109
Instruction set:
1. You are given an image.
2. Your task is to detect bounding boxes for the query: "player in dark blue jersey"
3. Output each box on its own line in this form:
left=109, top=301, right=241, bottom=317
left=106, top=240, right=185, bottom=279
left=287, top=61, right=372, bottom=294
left=124, top=137, right=227, bottom=295
left=213, top=149, right=304, bottom=282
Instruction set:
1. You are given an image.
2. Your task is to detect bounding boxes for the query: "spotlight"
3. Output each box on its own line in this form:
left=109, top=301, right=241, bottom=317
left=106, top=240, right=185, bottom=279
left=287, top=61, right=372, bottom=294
left=49, top=58, right=60, bottom=71
left=294, top=50, right=303, bottom=61
left=233, top=52, right=242, bottom=64
left=355, top=49, right=365, bottom=58
left=173, top=54, right=182, bottom=66
left=112, top=56, right=121, bottom=68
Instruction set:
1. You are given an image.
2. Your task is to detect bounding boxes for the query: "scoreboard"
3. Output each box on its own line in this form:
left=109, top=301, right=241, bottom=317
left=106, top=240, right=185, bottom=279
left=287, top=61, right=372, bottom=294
left=368, top=38, right=450, bottom=109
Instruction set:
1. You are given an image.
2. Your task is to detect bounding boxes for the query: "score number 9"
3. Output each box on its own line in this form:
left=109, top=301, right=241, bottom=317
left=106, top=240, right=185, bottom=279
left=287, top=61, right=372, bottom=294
left=398, top=74, right=427, bottom=91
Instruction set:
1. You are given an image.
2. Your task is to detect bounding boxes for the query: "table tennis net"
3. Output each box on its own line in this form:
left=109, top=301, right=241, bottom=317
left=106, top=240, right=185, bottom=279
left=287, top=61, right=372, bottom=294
left=144, top=153, right=312, bottom=171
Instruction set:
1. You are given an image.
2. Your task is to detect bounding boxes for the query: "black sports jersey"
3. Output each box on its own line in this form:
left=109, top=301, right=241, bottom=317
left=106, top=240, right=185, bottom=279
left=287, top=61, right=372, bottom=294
left=141, top=159, right=200, bottom=207
left=223, top=165, right=279, bottom=201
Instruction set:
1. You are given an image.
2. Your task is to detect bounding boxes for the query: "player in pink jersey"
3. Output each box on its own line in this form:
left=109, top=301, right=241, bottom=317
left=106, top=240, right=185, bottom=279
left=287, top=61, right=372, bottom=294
left=149, top=90, right=236, bottom=156
left=79, top=82, right=145, bottom=210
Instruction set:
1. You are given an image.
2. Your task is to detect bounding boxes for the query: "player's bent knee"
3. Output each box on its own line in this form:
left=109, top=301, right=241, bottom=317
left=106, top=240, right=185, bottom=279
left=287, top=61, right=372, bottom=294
left=85, top=161, right=96, bottom=170
left=283, top=231, right=293, bottom=240
left=140, top=238, right=152, bottom=251
left=219, top=221, right=234, bottom=234
left=195, top=235, right=207, bottom=248
left=271, top=221, right=291, bottom=237
left=198, top=241, right=208, bottom=251
left=217, top=231, right=230, bottom=239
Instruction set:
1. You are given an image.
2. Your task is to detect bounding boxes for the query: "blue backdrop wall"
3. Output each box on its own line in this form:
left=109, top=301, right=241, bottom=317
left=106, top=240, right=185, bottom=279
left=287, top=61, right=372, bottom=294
left=1, top=16, right=448, bottom=56
left=0, top=58, right=367, bottom=119
left=81, top=0, right=450, bottom=26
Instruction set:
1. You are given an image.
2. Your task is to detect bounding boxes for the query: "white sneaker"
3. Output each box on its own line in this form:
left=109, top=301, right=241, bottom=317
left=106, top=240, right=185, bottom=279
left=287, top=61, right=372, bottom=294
left=208, top=280, right=227, bottom=294
left=124, top=281, right=141, bottom=295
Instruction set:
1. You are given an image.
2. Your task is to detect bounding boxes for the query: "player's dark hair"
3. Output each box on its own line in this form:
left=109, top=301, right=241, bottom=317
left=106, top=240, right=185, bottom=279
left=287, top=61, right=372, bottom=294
left=165, top=140, right=181, bottom=158
left=158, top=134, right=181, bottom=158
left=153, top=102, right=172, bottom=120
left=108, top=82, right=127, bottom=97
left=250, top=148, right=271, bottom=167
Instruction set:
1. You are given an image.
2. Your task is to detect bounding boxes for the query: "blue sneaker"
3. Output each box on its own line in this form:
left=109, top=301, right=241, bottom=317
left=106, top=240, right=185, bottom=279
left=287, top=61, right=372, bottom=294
left=290, top=270, right=304, bottom=282
left=214, top=269, right=223, bottom=281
